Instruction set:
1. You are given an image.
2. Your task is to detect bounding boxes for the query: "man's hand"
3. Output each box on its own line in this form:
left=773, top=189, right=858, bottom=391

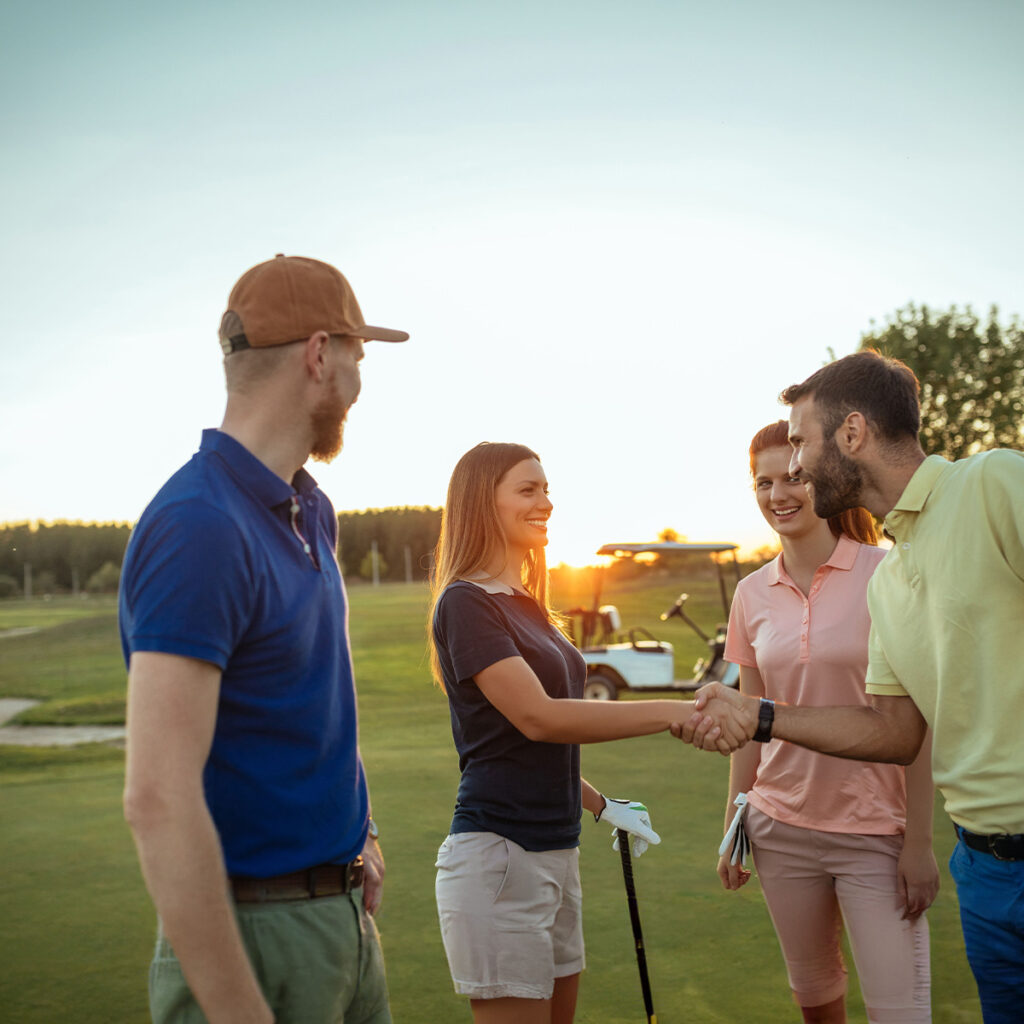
left=361, top=836, right=385, bottom=916
left=670, top=683, right=757, bottom=754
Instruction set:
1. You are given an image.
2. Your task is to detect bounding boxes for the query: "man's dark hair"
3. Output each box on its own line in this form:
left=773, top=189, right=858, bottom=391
left=780, top=349, right=921, bottom=442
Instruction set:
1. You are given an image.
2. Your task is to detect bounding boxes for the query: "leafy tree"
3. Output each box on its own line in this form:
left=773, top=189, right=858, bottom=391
left=86, top=561, right=122, bottom=594
left=860, top=304, right=1024, bottom=460
left=0, top=521, right=131, bottom=591
left=35, top=569, right=59, bottom=595
left=358, top=549, right=388, bottom=582
left=337, top=507, right=441, bottom=583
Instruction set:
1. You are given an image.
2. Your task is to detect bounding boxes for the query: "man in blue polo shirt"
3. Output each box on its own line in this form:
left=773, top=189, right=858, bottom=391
left=120, top=255, right=408, bottom=1024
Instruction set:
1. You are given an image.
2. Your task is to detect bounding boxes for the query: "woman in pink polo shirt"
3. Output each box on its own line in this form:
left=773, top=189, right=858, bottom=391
left=719, top=420, right=938, bottom=1024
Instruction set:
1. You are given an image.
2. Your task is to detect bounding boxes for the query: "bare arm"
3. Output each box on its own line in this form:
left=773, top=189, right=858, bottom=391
left=718, top=666, right=763, bottom=891
left=581, top=777, right=605, bottom=817
left=898, top=730, right=939, bottom=920
left=474, top=656, right=694, bottom=742
left=123, top=652, right=273, bottom=1024
left=682, top=682, right=928, bottom=765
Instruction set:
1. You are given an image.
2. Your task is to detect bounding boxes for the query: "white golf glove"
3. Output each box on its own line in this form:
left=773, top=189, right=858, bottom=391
left=595, top=796, right=661, bottom=858
left=718, top=792, right=750, bottom=867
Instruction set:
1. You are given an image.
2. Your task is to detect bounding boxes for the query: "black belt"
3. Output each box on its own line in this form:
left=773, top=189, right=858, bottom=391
left=957, top=827, right=1024, bottom=862
left=231, top=858, right=364, bottom=903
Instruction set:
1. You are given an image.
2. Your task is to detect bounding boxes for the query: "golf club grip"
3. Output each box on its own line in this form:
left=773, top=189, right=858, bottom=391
left=616, top=830, right=656, bottom=1022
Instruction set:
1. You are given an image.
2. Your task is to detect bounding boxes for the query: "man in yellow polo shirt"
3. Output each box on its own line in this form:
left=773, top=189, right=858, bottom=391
left=682, top=350, right=1024, bottom=1024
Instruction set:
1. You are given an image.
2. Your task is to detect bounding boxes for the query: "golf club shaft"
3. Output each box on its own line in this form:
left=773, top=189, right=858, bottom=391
left=617, top=829, right=657, bottom=1023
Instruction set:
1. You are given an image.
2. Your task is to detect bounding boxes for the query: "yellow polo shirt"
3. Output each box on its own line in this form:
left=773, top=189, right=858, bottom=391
left=865, top=450, right=1024, bottom=833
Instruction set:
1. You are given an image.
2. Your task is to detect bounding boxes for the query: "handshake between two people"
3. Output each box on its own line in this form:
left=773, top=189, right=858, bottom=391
left=670, top=683, right=760, bottom=755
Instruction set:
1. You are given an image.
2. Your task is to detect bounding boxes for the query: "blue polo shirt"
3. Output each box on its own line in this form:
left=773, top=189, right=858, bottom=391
left=119, top=429, right=368, bottom=877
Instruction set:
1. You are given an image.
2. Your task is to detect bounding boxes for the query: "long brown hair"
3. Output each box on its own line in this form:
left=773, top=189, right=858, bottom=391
left=427, top=442, right=556, bottom=685
left=750, top=421, right=878, bottom=545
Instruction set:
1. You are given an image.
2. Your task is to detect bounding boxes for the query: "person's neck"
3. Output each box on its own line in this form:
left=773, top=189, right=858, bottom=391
left=482, top=549, right=529, bottom=594
left=779, top=525, right=839, bottom=596
left=219, top=401, right=311, bottom=485
left=858, top=447, right=927, bottom=520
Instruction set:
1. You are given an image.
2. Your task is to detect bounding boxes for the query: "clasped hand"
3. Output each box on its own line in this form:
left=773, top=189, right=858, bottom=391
left=671, top=682, right=757, bottom=755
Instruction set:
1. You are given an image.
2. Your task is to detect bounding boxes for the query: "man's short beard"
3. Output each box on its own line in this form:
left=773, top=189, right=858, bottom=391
left=809, top=435, right=863, bottom=519
left=309, top=390, right=349, bottom=463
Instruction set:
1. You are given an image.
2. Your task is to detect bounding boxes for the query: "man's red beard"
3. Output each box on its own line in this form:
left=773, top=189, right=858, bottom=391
left=309, top=389, right=349, bottom=463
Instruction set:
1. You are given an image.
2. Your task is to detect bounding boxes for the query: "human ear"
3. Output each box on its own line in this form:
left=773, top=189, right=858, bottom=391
left=839, top=412, right=868, bottom=454
left=302, top=332, right=331, bottom=382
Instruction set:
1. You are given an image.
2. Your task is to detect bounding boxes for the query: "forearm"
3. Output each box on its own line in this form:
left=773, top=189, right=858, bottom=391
left=724, top=742, right=760, bottom=830
left=129, top=802, right=272, bottom=1024
left=580, top=777, right=605, bottom=816
left=525, top=697, right=687, bottom=743
left=902, top=730, right=935, bottom=849
left=772, top=701, right=923, bottom=764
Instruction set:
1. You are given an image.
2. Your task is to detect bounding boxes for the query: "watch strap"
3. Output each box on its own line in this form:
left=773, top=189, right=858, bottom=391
left=753, top=698, right=775, bottom=743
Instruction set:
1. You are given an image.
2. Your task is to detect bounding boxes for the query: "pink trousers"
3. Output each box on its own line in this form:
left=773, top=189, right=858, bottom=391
left=746, top=806, right=931, bottom=1022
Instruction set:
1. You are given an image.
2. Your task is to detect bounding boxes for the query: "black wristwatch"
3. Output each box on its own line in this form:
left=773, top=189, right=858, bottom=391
left=753, top=698, right=775, bottom=743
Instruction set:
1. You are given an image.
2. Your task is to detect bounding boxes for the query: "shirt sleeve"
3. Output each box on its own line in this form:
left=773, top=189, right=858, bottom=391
left=434, top=585, right=522, bottom=684
left=864, top=620, right=908, bottom=696
left=724, top=580, right=758, bottom=668
left=121, top=500, right=255, bottom=669
left=981, top=449, right=1024, bottom=581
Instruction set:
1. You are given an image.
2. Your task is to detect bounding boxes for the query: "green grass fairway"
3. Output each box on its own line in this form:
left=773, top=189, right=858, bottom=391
left=0, top=584, right=983, bottom=1022
left=0, top=595, right=117, bottom=632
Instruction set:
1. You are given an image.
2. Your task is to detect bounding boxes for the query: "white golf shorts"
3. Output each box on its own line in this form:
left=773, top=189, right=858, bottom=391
left=434, top=831, right=585, bottom=1000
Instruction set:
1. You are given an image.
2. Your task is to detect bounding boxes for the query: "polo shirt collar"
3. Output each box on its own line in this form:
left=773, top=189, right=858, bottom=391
left=459, top=574, right=517, bottom=596
left=884, top=455, right=950, bottom=531
left=767, top=533, right=860, bottom=586
left=200, top=429, right=319, bottom=508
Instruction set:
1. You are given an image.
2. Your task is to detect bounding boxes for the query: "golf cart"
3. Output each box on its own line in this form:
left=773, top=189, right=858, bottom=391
left=564, top=542, right=742, bottom=700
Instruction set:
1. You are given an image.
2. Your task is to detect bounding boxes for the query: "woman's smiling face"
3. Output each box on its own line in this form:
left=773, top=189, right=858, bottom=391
left=494, top=458, right=552, bottom=557
left=753, top=445, right=820, bottom=540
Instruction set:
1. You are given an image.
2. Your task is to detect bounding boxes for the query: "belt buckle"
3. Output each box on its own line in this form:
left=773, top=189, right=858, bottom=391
left=346, top=856, right=365, bottom=891
left=988, top=834, right=1013, bottom=861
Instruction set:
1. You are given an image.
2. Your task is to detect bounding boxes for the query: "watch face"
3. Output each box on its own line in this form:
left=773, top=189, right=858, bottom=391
left=368, top=818, right=379, bottom=839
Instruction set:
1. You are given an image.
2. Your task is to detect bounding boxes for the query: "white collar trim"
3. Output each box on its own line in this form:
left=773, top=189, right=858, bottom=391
left=459, top=574, right=517, bottom=596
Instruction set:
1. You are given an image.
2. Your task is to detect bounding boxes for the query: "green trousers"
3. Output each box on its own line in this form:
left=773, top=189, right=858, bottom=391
left=149, top=889, right=391, bottom=1024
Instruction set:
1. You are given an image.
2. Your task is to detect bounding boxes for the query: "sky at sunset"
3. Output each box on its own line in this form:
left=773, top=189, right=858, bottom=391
left=2, top=1, right=1022, bottom=566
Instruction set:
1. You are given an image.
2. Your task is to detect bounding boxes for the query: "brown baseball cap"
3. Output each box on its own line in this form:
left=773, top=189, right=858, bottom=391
left=219, top=254, right=409, bottom=355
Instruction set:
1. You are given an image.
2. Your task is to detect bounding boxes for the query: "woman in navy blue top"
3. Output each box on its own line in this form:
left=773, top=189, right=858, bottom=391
left=429, top=442, right=696, bottom=1024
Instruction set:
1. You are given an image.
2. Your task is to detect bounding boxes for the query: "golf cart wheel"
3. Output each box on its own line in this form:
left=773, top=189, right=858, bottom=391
left=583, top=672, right=619, bottom=701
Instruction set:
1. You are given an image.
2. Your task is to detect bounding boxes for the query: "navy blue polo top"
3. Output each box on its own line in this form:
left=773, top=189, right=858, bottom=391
left=433, top=580, right=586, bottom=851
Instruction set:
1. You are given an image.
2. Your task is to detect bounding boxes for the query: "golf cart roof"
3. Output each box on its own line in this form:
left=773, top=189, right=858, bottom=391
left=596, top=542, right=738, bottom=557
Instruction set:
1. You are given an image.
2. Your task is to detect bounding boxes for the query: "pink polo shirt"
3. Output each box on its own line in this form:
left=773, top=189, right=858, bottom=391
left=725, top=535, right=907, bottom=835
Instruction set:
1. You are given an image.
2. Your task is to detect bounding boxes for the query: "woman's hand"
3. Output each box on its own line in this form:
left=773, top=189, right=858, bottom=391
left=717, top=851, right=751, bottom=890
left=897, top=839, right=939, bottom=921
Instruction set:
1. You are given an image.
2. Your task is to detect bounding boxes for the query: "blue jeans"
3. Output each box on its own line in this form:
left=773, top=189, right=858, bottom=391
left=949, top=831, right=1024, bottom=1024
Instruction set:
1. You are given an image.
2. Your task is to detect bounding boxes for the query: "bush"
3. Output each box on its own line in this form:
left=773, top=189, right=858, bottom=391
left=86, top=561, right=121, bottom=594
left=0, top=573, right=20, bottom=598
left=358, top=550, right=388, bottom=582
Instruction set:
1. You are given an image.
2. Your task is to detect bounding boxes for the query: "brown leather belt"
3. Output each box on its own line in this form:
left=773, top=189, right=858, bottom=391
left=231, top=857, right=364, bottom=903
